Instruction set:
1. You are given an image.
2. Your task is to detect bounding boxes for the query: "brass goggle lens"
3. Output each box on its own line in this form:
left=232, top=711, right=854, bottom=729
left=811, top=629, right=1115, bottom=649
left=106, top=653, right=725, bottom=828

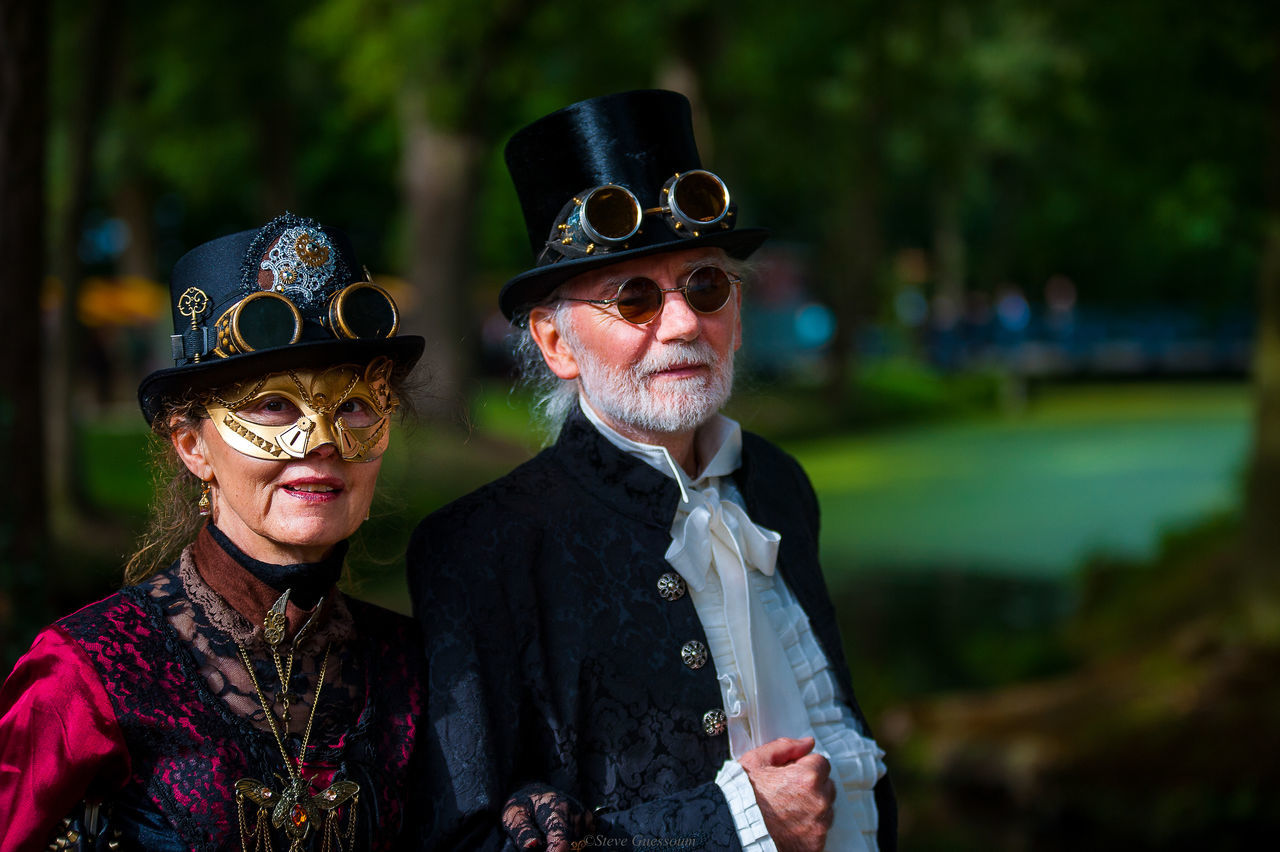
left=579, top=185, right=643, bottom=244
left=328, top=281, right=399, bottom=340
left=217, top=292, right=303, bottom=355
left=666, top=170, right=730, bottom=228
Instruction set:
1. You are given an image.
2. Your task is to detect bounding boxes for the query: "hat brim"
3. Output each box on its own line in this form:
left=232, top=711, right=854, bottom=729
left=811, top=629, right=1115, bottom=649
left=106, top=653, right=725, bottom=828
left=498, top=227, right=769, bottom=322
left=138, top=335, right=425, bottom=424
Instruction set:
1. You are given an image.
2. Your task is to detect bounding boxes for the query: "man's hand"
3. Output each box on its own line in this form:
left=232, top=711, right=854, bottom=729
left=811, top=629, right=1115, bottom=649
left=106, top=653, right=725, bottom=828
left=501, top=783, right=592, bottom=852
left=738, top=736, right=835, bottom=852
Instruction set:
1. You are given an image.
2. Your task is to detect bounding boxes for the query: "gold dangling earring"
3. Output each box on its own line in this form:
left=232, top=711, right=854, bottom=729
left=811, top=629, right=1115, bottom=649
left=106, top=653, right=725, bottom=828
left=198, top=481, right=212, bottom=517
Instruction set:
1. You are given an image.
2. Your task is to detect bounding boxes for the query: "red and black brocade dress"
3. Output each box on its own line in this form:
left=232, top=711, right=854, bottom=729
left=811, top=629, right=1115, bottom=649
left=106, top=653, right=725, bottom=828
left=0, top=525, right=425, bottom=852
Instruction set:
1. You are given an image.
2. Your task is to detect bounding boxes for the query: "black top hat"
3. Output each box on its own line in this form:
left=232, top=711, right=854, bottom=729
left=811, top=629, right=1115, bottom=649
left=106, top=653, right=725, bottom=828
left=499, top=89, right=768, bottom=322
left=137, top=212, right=425, bottom=423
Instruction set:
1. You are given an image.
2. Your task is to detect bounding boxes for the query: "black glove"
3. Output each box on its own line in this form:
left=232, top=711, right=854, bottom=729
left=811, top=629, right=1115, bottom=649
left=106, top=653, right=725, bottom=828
left=501, top=782, right=594, bottom=851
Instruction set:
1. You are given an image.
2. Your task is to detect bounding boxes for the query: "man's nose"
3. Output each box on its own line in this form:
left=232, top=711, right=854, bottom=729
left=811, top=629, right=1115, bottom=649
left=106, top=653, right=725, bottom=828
left=652, top=288, right=700, bottom=342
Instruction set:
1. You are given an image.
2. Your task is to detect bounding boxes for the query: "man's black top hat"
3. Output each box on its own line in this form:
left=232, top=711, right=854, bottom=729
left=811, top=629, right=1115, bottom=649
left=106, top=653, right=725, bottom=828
left=137, top=212, right=424, bottom=423
left=499, top=89, right=768, bottom=322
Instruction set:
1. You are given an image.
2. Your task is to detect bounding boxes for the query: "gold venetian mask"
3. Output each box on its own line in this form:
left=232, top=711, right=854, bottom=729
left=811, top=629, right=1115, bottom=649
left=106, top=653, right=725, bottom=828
left=204, top=357, right=398, bottom=463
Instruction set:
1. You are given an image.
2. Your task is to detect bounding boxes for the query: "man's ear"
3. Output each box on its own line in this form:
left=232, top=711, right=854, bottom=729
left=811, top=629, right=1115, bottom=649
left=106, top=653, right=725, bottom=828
left=529, top=307, right=581, bottom=381
left=171, top=419, right=215, bottom=481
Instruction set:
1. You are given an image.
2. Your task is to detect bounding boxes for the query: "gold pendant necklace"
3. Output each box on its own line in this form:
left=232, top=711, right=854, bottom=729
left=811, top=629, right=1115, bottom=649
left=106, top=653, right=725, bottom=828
left=234, top=590, right=360, bottom=852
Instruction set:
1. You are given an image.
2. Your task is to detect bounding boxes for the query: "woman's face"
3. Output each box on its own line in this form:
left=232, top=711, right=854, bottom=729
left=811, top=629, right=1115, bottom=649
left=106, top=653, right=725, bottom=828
left=173, top=397, right=383, bottom=565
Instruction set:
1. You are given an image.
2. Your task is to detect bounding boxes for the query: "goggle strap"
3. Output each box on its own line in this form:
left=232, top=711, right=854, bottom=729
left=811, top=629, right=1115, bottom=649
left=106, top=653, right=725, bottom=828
left=171, top=327, right=211, bottom=365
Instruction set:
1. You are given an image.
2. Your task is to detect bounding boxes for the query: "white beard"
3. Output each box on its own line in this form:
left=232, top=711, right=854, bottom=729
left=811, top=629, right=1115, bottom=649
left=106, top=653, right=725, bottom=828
left=566, top=325, right=735, bottom=436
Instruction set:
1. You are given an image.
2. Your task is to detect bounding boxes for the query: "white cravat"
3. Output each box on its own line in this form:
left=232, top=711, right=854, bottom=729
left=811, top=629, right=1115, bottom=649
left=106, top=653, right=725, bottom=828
left=665, top=482, right=813, bottom=750
left=578, top=399, right=881, bottom=852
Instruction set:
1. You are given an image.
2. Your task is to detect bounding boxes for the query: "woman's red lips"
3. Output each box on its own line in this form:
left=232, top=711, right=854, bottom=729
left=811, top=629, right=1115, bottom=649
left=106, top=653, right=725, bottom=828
left=281, top=476, right=344, bottom=495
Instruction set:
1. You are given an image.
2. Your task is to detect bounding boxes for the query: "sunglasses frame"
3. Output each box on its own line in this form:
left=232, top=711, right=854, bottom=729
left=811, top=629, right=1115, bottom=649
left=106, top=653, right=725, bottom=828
left=560, top=265, right=741, bottom=325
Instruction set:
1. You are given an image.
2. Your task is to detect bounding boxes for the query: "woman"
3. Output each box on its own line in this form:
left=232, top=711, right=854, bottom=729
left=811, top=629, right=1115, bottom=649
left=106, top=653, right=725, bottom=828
left=0, top=214, right=426, bottom=851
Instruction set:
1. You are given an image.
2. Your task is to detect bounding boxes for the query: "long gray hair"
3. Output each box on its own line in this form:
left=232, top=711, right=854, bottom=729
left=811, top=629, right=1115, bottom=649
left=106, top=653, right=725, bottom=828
left=511, top=300, right=578, bottom=439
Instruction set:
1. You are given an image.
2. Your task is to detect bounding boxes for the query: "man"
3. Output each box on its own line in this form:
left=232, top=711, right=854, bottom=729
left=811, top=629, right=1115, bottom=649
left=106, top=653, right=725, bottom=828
left=410, top=90, right=896, bottom=852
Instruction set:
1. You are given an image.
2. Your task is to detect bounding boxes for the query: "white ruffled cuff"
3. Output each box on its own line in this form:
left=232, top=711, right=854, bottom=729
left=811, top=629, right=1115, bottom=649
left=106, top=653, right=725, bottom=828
left=715, top=759, right=776, bottom=852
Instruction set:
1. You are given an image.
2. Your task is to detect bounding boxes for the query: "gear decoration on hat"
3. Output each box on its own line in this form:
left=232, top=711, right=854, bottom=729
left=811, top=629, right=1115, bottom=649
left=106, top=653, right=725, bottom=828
left=259, top=226, right=338, bottom=310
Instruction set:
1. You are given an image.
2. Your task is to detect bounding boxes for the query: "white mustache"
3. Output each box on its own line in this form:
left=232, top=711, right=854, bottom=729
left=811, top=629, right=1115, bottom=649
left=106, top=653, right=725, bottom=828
left=636, top=342, right=719, bottom=379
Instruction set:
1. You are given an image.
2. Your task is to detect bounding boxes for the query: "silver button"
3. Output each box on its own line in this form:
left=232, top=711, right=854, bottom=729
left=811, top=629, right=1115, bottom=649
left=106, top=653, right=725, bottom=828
left=681, top=640, right=708, bottom=670
left=702, top=709, right=727, bottom=737
left=657, top=572, right=687, bottom=601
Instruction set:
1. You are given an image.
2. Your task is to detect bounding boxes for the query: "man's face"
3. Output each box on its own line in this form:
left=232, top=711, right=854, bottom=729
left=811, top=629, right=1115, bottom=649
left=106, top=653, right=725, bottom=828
left=531, top=247, right=742, bottom=440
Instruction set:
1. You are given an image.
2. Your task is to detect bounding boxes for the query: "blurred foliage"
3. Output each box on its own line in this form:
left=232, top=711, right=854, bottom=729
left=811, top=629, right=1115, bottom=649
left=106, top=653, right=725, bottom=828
left=42, top=0, right=1274, bottom=320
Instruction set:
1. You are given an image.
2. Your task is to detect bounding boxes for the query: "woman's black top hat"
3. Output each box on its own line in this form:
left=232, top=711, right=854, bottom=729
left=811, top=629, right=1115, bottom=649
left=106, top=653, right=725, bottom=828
left=137, top=212, right=425, bottom=423
left=499, top=89, right=768, bottom=322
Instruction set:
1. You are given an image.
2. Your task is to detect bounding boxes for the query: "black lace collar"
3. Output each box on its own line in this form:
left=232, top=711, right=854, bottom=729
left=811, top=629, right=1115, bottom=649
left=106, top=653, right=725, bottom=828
left=206, top=522, right=346, bottom=610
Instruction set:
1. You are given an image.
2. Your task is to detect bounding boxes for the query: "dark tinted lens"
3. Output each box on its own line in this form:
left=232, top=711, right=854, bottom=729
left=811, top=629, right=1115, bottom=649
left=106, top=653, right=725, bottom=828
left=672, top=172, right=728, bottom=223
left=237, top=295, right=299, bottom=350
left=583, top=187, right=641, bottom=242
left=684, top=267, right=733, bottom=313
left=614, top=278, right=663, bottom=323
left=338, top=286, right=397, bottom=338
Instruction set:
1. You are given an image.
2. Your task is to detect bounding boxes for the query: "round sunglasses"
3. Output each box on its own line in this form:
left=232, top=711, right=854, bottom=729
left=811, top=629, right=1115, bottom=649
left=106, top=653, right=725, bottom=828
left=560, top=265, right=740, bottom=325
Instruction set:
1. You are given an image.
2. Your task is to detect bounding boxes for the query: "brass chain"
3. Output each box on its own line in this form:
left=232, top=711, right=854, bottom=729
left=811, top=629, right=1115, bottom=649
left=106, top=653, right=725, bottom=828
left=236, top=642, right=331, bottom=780
left=208, top=374, right=271, bottom=411
left=286, top=369, right=359, bottom=414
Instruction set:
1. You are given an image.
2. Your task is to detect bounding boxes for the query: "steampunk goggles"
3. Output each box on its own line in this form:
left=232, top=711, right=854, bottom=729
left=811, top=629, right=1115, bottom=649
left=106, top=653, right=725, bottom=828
left=541, top=170, right=735, bottom=261
left=204, top=357, right=399, bottom=463
left=208, top=280, right=400, bottom=358
left=561, top=265, right=740, bottom=325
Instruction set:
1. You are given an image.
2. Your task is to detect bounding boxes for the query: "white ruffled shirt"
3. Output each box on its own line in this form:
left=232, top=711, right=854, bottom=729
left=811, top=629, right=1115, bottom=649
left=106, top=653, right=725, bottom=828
left=579, top=401, right=886, bottom=852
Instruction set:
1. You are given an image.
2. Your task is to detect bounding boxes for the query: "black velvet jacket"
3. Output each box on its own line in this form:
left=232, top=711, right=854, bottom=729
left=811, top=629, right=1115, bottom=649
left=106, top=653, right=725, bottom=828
left=408, top=409, right=896, bottom=851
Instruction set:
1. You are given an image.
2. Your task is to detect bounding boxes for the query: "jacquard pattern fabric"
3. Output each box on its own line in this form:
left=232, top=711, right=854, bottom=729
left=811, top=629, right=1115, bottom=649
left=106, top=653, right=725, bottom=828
left=410, top=408, right=897, bottom=851
left=55, top=557, right=424, bottom=851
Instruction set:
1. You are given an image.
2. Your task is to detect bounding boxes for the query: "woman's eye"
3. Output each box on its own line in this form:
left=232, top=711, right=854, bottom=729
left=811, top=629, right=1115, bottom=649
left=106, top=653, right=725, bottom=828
left=237, top=396, right=302, bottom=426
left=336, top=398, right=379, bottom=428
